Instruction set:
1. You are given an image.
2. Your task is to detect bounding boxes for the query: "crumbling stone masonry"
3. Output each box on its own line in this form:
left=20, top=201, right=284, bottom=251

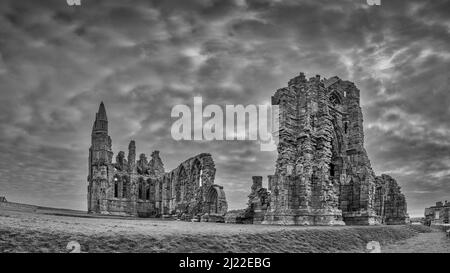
left=374, top=174, right=409, bottom=225
left=230, top=176, right=271, bottom=224
left=243, top=73, right=409, bottom=225
left=424, top=201, right=450, bottom=226
left=87, top=102, right=227, bottom=221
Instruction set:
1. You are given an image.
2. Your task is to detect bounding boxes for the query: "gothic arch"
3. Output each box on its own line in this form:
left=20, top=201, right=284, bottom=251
left=191, top=158, right=202, bottom=188
left=146, top=186, right=150, bottom=200
left=329, top=91, right=343, bottom=106
left=113, top=174, right=121, bottom=198
left=163, top=175, right=171, bottom=199
left=146, top=178, right=155, bottom=201
left=122, top=176, right=129, bottom=199
left=176, top=166, right=188, bottom=202
left=205, top=186, right=219, bottom=214
left=330, top=115, right=344, bottom=183
left=138, top=177, right=145, bottom=200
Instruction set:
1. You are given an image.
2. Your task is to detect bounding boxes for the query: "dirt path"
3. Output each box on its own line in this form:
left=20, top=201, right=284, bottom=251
left=383, top=231, right=450, bottom=253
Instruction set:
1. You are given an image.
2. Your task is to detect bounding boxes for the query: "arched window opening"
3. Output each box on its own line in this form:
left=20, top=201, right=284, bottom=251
left=178, top=167, right=188, bottom=201
left=122, top=177, right=128, bottom=198
left=344, top=122, right=348, bottom=134
left=146, top=187, right=150, bottom=200
left=138, top=178, right=144, bottom=200
left=330, top=163, right=335, bottom=178
left=329, top=92, right=342, bottom=106
left=199, top=169, right=203, bottom=187
left=191, top=159, right=202, bottom=188
left=206, top=187, right=219, bottom=214
left=114, top=177, right=119, bottom=198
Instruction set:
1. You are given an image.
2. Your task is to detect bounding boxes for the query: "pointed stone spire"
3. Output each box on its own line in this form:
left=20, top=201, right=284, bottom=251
left=92, top=101, right=108, bottom=134
left=97, top=101, right=107, bottom=121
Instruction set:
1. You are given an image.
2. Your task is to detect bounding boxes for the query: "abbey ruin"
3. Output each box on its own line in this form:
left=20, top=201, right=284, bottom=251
left=87, top=72, right=409, bottom=226
left=87, top=102, right=227, bottom=221
left=236, top=73, right=409, bottom=225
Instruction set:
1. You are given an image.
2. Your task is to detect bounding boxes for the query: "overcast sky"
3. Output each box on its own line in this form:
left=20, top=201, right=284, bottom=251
left=0, top=0, right=449, bottom=217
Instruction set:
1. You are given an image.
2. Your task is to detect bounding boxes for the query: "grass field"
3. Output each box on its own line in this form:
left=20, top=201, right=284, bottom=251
left=0, top=207, right=446, bottom=253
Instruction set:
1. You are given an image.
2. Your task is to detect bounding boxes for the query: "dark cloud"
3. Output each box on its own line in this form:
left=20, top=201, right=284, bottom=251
left=0, top=0, right=449, bottom=216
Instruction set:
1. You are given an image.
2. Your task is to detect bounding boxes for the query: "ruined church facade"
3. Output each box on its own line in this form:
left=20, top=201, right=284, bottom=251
left=87, top=102, right=227, bottom=221
left=241, top=73, right=409, bottom=225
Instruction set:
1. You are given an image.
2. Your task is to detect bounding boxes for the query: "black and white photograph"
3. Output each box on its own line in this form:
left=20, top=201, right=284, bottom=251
left=0, top=0, right=450, bottom=263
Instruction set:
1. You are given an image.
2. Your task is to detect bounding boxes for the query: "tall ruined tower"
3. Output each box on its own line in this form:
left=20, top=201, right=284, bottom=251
left=263, top=73, right=388, bottom=225
left=88, top=102, right=113, bottom=213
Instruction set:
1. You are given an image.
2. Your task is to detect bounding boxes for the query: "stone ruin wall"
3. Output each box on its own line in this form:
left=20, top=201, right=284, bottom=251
left=235, top=73, right=409, bottom=226
left=374, top=174, right=409, bottom=225
left=424, top=201, right=450, bottom=226
left=87, top=102, right=227, bottom=221
left=229, top=176, right=270, bottom=224
left=160, top=153, right=227, bottom=221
